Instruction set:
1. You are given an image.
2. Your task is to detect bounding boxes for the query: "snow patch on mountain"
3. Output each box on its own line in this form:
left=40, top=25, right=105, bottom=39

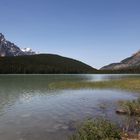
left=0, top=33, right=37, bottom=57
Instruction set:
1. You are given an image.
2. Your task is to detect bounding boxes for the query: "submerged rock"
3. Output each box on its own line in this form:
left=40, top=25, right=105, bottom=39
left=116, top=109, right=127, bottom=115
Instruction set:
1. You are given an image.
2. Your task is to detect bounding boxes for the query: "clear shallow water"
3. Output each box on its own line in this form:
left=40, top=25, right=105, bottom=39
left=0, top=74, right=139, bottom=140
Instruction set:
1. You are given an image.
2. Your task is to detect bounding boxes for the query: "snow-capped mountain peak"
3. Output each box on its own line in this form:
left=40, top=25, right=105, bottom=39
left=0, top=33, right=37, bottom=57
left=21, top=48, right=32, bottom=52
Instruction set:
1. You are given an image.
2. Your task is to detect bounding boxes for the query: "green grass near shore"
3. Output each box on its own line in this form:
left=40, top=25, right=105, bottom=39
left=118, top=98, right=140, bottom=116
left=49, top=78, right=140, bottom=140
left=69, top=118, right=140, bottom=140
left=70, top=119, right=121, bottom=140
left=49, top=78, right=140, bottom=93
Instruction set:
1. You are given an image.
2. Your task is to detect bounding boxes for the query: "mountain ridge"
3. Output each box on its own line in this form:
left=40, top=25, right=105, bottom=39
left=101, top=50, right=140, bottom=71
left=0, top=33, right=97, bottom=74
left=0, top=33, right=36, bottom=56
left=0, top=54, right=97, bottom=74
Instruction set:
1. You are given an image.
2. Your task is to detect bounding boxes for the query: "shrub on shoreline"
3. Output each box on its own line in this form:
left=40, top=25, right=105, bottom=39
left=118, top=98, right=140, bottom=116
left=70, top=119, right=121, bottom=140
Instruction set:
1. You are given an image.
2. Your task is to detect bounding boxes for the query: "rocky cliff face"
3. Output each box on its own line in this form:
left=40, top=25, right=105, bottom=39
left=101, top=50, right=140, bottom=70
left=0, top=33, right=36, bottom=57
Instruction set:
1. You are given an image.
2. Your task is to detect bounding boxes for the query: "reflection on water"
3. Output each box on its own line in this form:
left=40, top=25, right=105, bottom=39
left=87, top=74, right=140, bottom=81
left=0, top=74, right=139, bottom=140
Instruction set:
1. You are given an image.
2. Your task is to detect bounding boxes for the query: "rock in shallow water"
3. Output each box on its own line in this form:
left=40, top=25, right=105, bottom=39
left=116, top=109, right=127, bottom=115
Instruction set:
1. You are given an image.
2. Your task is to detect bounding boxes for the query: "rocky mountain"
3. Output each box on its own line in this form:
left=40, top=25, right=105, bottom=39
left=0, top=33, right=97, bottom=74
left=101, top=50, right=140, bottom=70
left=0, top=33, right=36, bottom=57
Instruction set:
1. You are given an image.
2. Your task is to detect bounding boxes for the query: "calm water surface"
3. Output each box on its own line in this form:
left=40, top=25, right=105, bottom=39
left=0, top=74, right=139, bottom=140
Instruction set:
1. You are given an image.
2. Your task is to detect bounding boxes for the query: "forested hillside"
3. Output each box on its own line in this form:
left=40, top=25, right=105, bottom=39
left=0, top=54, right=97, bottom=74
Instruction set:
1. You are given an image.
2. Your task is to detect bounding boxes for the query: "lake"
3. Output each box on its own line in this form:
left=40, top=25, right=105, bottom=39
left=0, top=74, right=139, bottom=140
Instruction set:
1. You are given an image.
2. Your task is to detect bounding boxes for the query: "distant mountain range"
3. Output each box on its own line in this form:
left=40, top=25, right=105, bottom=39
left=0, top=33, right=36, bottom=57
left=0, top=33, right=97, bottom=74
left=101, top=51, right=140, bottom=72
left=1, top=33, right=140, bottom=74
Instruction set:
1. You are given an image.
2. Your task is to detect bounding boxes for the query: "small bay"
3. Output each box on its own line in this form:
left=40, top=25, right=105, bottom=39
left=0, top=74, right=139, bottom=140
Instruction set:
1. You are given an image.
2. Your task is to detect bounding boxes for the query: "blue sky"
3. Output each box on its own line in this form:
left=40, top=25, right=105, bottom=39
left=0, top=0, right=140, bottom=68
